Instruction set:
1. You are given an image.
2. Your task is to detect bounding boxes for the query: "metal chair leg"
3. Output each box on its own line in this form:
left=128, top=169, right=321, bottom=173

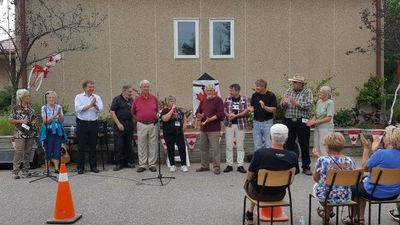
left=257, top=204, right=260, bottom=225
left=336, top=206, right=339, bottom=225
left=368, top=202, right=372, bottom=225
left=308, top=195, right=312, bottom=225
left=378, top=203, right=381, bottom=224
left=290, top=203, right=294, bottom=225
left=271, top=207, right=274, bottom=225
left=242, top=196, right=247, bottom=225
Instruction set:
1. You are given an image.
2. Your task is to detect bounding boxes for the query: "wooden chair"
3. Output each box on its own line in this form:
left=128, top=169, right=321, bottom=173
left=364, top=167, right=400, bottom=225
left=308, top=169, right=363, bottom=225
left=242, top=167, right=296, bottom=225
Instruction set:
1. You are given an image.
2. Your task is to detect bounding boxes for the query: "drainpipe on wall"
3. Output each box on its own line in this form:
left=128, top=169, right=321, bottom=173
left=375, top=0, right=385, bottom=124
left=376, top=0, right=383, bottom=77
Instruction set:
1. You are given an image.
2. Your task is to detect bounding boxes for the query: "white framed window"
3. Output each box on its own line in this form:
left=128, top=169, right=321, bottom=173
left=209, top=19, right=234, bottom=58
left=174, top=19, right=199, bottom=59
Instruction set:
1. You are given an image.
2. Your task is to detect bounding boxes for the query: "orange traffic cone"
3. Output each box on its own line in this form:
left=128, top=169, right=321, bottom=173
left=256, top=207, right=288, bottom=222
left=47, top=164, right=82, bottom=224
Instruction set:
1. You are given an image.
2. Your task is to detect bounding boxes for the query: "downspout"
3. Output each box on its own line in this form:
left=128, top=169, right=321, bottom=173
left=376, top=0, right=383, bottom=77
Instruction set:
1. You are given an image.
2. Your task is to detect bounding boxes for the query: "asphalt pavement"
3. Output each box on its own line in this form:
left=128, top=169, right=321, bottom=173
left=0, top=158, right=397, bottom=225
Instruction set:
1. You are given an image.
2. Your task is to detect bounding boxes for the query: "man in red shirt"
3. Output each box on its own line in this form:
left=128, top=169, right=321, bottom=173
left=131, top=80, right=158, bottom=173
left=195, top=84, right=224, bottom=175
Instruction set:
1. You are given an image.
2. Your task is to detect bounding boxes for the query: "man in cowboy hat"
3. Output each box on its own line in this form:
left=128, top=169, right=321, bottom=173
left=280, top=74, right=313, bottom=175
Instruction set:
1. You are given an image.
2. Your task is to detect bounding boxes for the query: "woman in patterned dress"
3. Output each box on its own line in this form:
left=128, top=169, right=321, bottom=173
left=312, top=132, right=356, bottom=223
left=8, top=89, right=38, bottom=179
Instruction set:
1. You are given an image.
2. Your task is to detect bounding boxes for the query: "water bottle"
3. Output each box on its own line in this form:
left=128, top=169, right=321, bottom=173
left=298, top=216, right=305, bottom=225
left=70, top=125, right=75, bottom=137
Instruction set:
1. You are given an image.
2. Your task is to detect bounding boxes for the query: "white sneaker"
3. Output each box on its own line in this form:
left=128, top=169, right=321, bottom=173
left=169, top=165, right=176, bottom=172
left=181, top=165, right=188, bottom=172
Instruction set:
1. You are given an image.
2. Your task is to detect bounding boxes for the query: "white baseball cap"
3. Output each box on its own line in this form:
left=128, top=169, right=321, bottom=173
left=270, top=123, right=289, bottom=143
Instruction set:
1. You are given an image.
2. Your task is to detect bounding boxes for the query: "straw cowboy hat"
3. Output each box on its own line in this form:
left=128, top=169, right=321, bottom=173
left=288, top=74, right=306, bottom=83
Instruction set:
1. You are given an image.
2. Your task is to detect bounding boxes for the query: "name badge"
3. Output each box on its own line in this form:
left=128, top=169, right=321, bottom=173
left=175, top=121, right=181, bottom=127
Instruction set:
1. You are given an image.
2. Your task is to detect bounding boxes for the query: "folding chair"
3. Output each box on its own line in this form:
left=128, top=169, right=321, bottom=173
left=242, top=167, right=296, bottom=225
left=364, top=167, right=400, bottom=225
left=308, top=169, right=363, bottom=225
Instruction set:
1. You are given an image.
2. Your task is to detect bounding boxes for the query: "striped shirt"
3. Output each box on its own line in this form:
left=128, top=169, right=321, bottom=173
left=282, top=87, right=313, bottom=119
left=224, top=95, right=248, bottom=130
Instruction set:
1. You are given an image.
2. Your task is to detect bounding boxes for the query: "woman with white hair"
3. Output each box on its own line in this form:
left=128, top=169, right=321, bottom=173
left=38, top=91, right=67, bottom=174
left=307, top=86, right=335, bottom=156
left=8, top=89, right=38, bottom=179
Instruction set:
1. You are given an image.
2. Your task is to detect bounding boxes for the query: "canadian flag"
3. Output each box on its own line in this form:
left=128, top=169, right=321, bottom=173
left=348, top=130, right=360, bottom=145
left=371, top=129, right=385, bottom=142
left=185, top=133, right=198, bottom=151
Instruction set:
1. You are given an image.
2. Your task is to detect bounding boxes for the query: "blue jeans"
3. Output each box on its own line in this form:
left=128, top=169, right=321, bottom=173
left=252, top=119, right=273, bottom=151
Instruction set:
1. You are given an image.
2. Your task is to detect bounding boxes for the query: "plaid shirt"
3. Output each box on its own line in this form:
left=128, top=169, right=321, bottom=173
left=282, top=87, right=313, bottom=119
left=224, top=95, right=248, bottom=130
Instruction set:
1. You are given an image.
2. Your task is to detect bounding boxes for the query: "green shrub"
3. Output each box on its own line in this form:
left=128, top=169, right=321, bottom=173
left=334, top=108, right=354, bottom=128
left=0, top=86, right=12, bottom=113
left=356, top=75, right=386, bottom=108
left=0, top=116, right=15, bottom=135
left=274, top=94, right=285, bottom=123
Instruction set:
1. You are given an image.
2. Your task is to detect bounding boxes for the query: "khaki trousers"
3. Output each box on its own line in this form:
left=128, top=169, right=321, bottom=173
left=225, top=124, right=245, bottom=166
left=313, top=126, right=333, bottom=156
left=200, top=131, right=221, bottom=170
left=13, top=138, right=35, bottom=174
left=137, top=122, right=157, bottom=167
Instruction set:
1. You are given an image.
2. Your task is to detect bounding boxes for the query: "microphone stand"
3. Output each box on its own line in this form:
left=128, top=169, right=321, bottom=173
left=30, top=92, right=57, bottom=183
left=142, top=93, right=175, bottom=186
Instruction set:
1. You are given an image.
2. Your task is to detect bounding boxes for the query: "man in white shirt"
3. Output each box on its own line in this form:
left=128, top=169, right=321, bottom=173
left=74, top=80, right=104, bottom=174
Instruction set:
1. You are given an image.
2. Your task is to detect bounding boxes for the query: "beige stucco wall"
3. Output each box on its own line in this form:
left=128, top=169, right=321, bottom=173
left=28, top=0, right=375, bottom=113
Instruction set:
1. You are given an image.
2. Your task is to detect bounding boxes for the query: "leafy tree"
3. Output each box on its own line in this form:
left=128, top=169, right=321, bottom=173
left=0, top=0, right=106, bottom=102
left=345, top=0, right=400, bottom=93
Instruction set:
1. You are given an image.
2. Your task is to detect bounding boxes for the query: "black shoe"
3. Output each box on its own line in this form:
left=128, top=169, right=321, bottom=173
left=196, top=167, right=210, bottom=172
left=54, top=169, right=59, bottom=174
left=223, top=165, right=233, bottom=173
left=137, top=167, right=146, bottom=173
left=125, top=162, right=135, bottom=168
left=237, top=166, right=247, bottom=174
left=149, top=166, right=157, bottom=172
left=90, top=167, right=100, bottom=173
left=77, top=169, right=84, bottom=175
left=113, top=164, right=123, bottom=171
left=302, top=169, right=312, bottom=176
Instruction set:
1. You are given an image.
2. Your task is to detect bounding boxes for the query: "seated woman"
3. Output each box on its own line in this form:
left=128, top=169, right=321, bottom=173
left=313, top=132, right=355, bottom=224
left=344, top=127, right=400, bottom=225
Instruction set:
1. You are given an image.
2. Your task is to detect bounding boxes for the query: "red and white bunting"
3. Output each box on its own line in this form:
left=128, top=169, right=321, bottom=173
left=371, top=129, right=385, bottom=142
left=347, top=129, right=360, bottom=146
